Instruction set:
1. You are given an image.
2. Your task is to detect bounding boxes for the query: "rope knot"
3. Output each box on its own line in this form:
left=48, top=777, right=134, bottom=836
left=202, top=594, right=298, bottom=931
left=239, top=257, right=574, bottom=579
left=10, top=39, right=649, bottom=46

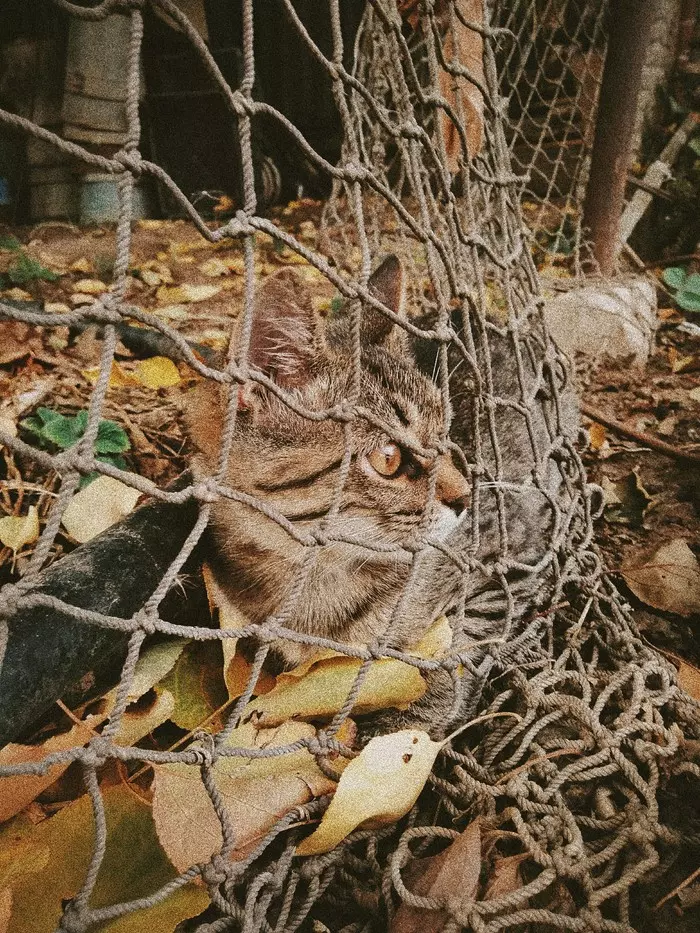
left=115, top=148, right=143, bottom=176
left=191, top=732, right=218, bottom=768
left=134, top=608, right=158, bottom=635
left=201, top=853, right=230, bottom=888
left=222, top=210, right=254, bottom=239
left=192, top=478, right=220, bottom=504
left=0, top=581, right=25, bottom=619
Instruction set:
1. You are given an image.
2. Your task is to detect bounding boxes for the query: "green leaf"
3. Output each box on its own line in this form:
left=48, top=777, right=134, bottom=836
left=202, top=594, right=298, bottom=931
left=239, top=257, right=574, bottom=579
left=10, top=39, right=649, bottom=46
left=330, top=295, right=344, bottom=314
left=683, top=273, right=700, bottom=296
left=662, top=266, right=686, bottom=290
left=157, top=641, right=228, bottom=732
left=0, top=235, right=21, bottom=250
left=95, top=419, right=130, bottom=454
left=7, top=252, right=59, bottom=285
left=687, top=135, right=700, bottom=158
left=39, top=411, right=86, bottom=449
left=676, top=290, right=700, bottom=313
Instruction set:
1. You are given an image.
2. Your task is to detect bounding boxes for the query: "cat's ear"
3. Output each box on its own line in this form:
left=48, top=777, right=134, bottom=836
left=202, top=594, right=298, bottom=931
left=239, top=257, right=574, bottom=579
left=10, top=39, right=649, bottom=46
left=247, top=269, right=317, bottom=387
left=362, top=254, right=405, bottom=345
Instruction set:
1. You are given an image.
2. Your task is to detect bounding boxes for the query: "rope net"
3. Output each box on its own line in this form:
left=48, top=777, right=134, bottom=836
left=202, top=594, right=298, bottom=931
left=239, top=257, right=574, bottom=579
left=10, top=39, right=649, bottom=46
left=0, top=2, right=698, bottom=932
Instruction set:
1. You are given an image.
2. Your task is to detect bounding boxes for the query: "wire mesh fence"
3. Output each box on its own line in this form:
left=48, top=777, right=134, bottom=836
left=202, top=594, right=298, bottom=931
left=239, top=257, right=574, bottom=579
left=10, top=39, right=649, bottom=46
left=0, top=1, right=698, bottom=932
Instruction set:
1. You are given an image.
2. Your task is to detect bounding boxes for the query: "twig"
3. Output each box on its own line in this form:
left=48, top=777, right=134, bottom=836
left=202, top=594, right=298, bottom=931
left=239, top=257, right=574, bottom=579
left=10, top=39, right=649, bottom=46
left=653, top=864, right=700, bottom=911
left=581, top=403, right=700, bottom=464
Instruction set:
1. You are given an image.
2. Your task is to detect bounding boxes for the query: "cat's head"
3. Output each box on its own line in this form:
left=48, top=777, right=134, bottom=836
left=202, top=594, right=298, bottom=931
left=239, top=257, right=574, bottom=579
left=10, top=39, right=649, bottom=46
left=186, top=256, right=469, bottom=651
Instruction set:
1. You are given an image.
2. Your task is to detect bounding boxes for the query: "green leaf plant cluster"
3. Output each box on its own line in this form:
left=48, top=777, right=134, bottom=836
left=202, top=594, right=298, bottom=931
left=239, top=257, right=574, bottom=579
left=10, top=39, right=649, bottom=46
left=20, top=408, right=130, bottom=487
left=663, top=266, right=700, bottom=314
left=0, top=235, right=59, bottom=287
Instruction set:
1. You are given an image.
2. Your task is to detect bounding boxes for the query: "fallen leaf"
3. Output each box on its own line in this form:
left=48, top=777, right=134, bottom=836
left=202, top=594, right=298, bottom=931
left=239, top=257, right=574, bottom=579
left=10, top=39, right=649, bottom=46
left=156, top=283, right=220, bottom=304
left=0, top=507, right=39, bottom=553
left=621, top=539, right=700, bottom=617
left=688, top=386, right=700, bottom=404
left=669, top=347, right=700, bottom=374
left=1, top=288, right=33, bottom=302
left=602, top=470, right=651, bottom=526
left=69, top=257, right=93, bottom=274
left=70, top=293, right=96, bottom=306
left=44, top=302, right=71, bottom=314
left=61, top=476, right=141, bottom=543
left=156, top=640, right=228, bottom=732
left=72, top=278, right=107, bottom=295
left=409, top=616, right=452, bottom=659
left=199, top=257, right=231, bottom=277
left=678, top=660, right=700, bottom=701
left=136, top=260, right=173, bottom=287
left=245, top=654, right=426, bottom=727
left=390, top=820, right=482, bottom=932
left=2, top=785, right=209, bottom=933
left=134, top=356, right=181, bottom=389
left=153, top=721, right=337, bottom=870
left=484, top=853, right=529, bottom=900
left=112, top=690, right=175, bottom=748
left=153, top=304, right=189, bottom=321
left=296, top=729, right=442, bottom=856
left=0, top=322, right=45, bottom=366
left=588, top=422, right=606, bottom=451
left=0, top=641, right=185, bottom=822
left=81, top=362, right=139, bottom=387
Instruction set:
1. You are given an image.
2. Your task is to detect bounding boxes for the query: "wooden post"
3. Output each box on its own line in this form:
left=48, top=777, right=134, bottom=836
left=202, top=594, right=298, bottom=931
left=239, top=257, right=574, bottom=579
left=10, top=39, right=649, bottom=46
left=581, top=0, right=658, bottom=275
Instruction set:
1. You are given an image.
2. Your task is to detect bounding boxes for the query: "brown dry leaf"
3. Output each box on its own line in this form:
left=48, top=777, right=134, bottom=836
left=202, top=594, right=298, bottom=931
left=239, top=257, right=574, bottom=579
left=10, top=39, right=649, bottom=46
left=1, top=288, right=33, bottom=302
left=588, top=422, right=606, bottom=451
left=61, top=476, right=142, bottom=543
left=409, top=616, right=452, bottom=659
left=296, top=729, right=442, bottom=857
left=156, top=283, right=221, bottom=304
left=669, top=346, right=700, bottom=374
left=134, top=356, right=181, bottom=389
left=601, top=470, right=652, bottom=526
left=153, top=721, right=337, bottom=871
left=621, top=539, right=700, bottom=617
left=69, top=257, right=93, bottom=274
left=390, top=820, right=483, bottom=932
left=0, top=322, right=45, bottom=367
left=136, top=260, right=173, bottom=286
left=688, top=386, right=700, bottom=404
left=0, top=507, right=39, bottom=553
left=245, top=654, right=426, bottom=726
left=484, top=853, right=529, bottom=900
left=677, top=661, right=700, bottom=701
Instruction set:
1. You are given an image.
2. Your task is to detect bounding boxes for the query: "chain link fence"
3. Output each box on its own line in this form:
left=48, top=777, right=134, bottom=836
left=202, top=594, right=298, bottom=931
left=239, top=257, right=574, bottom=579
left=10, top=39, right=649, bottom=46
left=0, top=1, right=698, bottom=932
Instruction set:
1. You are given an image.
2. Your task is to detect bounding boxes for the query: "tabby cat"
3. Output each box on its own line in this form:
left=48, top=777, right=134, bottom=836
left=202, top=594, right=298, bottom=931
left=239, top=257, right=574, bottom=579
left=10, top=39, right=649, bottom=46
left=185, top=256, right=582, bottom=734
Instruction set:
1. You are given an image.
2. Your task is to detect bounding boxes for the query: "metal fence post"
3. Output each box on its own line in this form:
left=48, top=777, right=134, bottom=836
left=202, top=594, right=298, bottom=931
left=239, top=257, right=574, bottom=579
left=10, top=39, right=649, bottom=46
left=581, top=0, right=658, bottom=275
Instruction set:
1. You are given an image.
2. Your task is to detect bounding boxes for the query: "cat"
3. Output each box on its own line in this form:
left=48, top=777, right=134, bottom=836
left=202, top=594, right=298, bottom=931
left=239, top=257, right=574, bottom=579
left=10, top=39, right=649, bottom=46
left=184, top=255, right=583, bottom=735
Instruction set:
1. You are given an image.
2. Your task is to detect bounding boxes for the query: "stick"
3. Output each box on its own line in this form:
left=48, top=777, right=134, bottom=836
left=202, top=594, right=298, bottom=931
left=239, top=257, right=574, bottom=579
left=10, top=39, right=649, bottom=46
left=581, top=403, right=700, bottom=465
left=619, top=113, right=700, bottom=244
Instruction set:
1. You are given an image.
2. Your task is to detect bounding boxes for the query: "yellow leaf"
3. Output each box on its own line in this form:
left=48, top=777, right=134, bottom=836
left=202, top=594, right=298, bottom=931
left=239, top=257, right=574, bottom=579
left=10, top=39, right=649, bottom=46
left=199, top=258, right=231, bottom=277
left=81, top=362, right=139, bottom=387
left=245, top=655, right=426, bottom=727
left=72, top=278, right=107, bottom=295
left=0, top=507, right=39, bottom=553
left=588, top=422, right=606, bottom=451
left=296, top=729, right=442, bottom=856
left=61, top=476, right=141, bottom=543
left=0, top=641, right=185, bottom=822
left=409, top=616, right=452, bottom=659
left=156, top=283, right=220, bottom=304
left=69, top=257, right=93, bottom=274
left=134, top=356, right=181, bottom=389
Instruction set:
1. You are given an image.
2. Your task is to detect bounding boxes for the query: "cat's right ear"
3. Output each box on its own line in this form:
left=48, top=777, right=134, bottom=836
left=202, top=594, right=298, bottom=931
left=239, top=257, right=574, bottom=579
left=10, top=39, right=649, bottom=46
left=246, top=269, right=317, bottom=388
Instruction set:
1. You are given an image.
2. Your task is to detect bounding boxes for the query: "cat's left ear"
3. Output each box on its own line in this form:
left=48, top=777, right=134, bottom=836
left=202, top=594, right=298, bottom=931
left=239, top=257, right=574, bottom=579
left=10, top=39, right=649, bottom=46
left=247, top=269, right=317, bottom=388
left=362, top=254, right=405, bottom=345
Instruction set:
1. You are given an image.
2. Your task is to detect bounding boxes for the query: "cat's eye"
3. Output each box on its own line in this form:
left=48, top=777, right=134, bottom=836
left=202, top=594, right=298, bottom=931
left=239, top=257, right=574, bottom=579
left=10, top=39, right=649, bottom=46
left=367, top=443, right=402, bottom=477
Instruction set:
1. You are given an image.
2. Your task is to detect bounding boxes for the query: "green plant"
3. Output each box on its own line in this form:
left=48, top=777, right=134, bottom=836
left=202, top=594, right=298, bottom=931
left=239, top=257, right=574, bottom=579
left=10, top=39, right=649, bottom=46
left=662, top=266, right=700, bottom=313
left=0, top=236, right=59, bottom=288
left=20, top=408, right=130, bottom=486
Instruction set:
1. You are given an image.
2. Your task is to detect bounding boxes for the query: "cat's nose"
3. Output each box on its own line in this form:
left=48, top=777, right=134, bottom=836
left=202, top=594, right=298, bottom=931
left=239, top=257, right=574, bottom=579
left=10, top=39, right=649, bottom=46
left=435, top=457, right=470, bottom=516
